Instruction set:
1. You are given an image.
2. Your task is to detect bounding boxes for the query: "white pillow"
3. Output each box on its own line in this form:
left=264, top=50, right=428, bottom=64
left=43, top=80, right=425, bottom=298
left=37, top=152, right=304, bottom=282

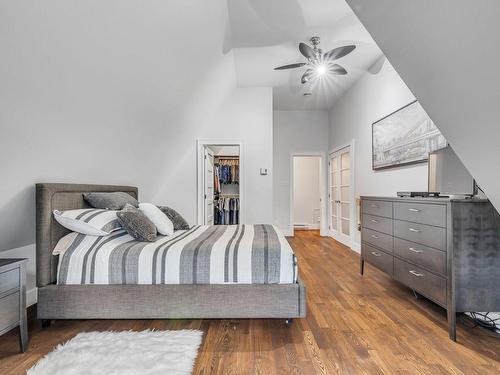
left=52, top=232, right=79, bottom=255
left=139, top=203, right=174, bottom=236
left=53, top=208, right=121, bottom=236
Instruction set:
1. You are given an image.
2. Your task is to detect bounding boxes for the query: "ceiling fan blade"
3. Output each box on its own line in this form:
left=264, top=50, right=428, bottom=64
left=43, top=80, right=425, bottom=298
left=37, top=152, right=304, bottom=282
left=329, top=64, right=347, bottom=75
left=299, top=42, right=315, bottom=59
left=301, top=69, right=313, bottom=84
left=274, top=62, right=307, bottom=70
left=323, top=45, right=356, bottom=61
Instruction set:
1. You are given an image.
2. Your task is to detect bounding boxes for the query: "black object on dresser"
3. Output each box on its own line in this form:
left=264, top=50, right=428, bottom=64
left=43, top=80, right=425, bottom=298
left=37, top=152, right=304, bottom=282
left=360, top=196, right=500, bottom=341
left=0, top=258, right=28, bottom=352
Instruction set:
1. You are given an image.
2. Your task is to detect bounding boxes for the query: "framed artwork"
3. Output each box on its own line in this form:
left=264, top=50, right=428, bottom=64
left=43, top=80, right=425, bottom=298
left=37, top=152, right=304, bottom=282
left=372, top=100, right=447, bottom=170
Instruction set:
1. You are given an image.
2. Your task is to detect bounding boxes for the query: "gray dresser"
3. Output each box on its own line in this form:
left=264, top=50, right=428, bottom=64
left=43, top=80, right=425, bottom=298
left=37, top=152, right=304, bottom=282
left=360, top=196, right=500, bottom=341
left=0, top=258, right=28, bottom=352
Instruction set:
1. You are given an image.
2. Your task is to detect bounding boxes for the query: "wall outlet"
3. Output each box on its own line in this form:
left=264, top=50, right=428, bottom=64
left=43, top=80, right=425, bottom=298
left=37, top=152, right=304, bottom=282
left=260, top=168, right=268, bottom=175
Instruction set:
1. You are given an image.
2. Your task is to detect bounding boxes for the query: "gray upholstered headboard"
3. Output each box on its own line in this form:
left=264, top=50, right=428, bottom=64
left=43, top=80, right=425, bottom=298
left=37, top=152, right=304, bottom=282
left=35, top=183, right=138, bottom=287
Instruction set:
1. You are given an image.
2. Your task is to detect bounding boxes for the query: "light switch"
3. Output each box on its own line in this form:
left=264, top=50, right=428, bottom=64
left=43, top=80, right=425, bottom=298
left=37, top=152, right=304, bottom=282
left=260, top=168, right=268, bottom=175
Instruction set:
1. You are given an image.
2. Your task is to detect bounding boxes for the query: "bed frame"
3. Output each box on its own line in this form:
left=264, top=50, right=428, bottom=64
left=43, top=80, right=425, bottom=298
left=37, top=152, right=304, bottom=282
left=36, top=183, right=306, bottom=323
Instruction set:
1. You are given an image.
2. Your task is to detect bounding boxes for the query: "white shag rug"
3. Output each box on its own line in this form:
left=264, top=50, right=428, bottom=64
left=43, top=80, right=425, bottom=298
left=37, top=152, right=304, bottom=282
left=28, top=330, right=203, bottom=375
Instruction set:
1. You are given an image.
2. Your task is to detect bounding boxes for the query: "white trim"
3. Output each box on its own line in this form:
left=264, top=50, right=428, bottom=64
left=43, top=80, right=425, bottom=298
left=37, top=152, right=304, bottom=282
left=289, top=152, right=328, bottom=238
left=196, top=139, right=245, bottom=225
left=328, top=140, right=357, bottom=250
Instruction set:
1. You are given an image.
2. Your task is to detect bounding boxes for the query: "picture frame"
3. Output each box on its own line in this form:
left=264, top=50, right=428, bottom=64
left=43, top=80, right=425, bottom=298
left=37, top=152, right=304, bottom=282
left=372, top=100, right=447, bottom=170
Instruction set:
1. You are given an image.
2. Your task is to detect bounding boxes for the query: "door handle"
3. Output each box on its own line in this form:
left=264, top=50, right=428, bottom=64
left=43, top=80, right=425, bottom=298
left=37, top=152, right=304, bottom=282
left=409, top=270, right=424, bottom=277
left=371, top=251, right=382, bottom=257
left=408, top=208, right=421, bottom=212
left=408, top=228, right=421, bottom=233
left=409, top=247, right=422, bottom=253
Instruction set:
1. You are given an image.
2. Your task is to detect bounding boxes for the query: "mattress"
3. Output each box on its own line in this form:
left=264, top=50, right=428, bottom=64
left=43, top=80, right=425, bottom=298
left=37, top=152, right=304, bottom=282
left=56, top=224, right=297, bottom=285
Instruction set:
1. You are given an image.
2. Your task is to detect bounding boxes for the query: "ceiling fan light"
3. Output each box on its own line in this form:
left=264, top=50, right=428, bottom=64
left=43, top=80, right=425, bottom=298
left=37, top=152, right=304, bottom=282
left=316, top=64, right=327, bottom=75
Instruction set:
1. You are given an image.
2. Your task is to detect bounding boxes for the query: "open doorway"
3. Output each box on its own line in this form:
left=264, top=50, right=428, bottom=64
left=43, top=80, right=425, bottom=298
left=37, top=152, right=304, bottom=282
left=291, top=155, right=323, bottom=234
left=197, top=141, right=242, bottom=225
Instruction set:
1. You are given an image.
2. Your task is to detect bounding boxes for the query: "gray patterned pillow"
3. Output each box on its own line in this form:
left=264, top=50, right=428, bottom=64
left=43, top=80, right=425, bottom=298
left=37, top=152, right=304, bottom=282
left=157, top=206, right=190, bottom=230
left=83, top=192, right=139, bottom=210
left=117, top=204, right=157, bottom=242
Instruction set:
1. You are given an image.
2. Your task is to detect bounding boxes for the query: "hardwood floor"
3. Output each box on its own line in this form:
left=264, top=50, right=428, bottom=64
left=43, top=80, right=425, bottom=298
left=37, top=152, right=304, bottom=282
left=1, top=230, right=499, bottom=374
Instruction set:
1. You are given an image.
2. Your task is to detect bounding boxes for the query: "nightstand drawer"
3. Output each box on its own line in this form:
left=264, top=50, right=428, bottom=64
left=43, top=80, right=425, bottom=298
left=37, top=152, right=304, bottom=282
left=362, top=214, right=393, bottom=235
left=394, top=259, right=446, bottom=306
left=394, top=202, right=446, bottom=228
left=362, top=243, right=393, bottom=277
left=362, top=228, right=393, bottom=253
left=0, top=291, right=20, bottom=330
left=362, top=200, right=393, bottom=218
left=0, top=268, right=19, bottom=295
left=394, top=220, right=446, bottom=251
left=394, top=238, right=446, bottom=275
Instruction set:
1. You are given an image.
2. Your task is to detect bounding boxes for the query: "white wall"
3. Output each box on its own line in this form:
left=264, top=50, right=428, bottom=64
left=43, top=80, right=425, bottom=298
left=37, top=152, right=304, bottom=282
left=329, top=60, right=427, bottom=249
left=0, top=1, right=273, bottom=303
left=273, top=110, right=329, bottom=234
left=346, top=0, right=500, bottom=213
left=293, top=157, right=321, bottom=228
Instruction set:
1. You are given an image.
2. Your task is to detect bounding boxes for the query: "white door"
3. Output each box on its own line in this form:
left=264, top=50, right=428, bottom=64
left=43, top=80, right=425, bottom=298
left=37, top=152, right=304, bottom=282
left=329, top=147, right=351, bottom=246
left=204, top=148, right=215, bottom=225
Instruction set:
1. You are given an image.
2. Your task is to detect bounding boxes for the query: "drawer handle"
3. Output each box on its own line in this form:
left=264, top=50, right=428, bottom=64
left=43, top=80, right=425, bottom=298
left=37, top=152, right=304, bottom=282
left=370, top=219, right=379, bottom=223
left=408, top=208, right=421, bottom=212
left=409, top=270, right=424, bottom=277
left=370, top=204, right=379, bottom=208
left=371, top=251, right=382, bottom=257
left=408, top=228, right=421, bottom=233
left=409, top=247, right=423, bottom=253
left=371, top=234, right=379, bottom=239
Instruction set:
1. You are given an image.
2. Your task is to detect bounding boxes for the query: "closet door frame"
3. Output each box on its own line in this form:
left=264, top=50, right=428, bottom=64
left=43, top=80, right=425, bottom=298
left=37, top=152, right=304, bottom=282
left=328, top=141, right=358, bottom=251
left=289, top=152, right=328, bottom=237
left=196, top=139, right=245, bottom=225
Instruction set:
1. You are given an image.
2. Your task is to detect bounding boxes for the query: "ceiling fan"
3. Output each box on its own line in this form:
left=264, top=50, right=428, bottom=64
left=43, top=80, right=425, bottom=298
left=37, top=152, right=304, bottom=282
left=274, top=36, right=355, bottom=84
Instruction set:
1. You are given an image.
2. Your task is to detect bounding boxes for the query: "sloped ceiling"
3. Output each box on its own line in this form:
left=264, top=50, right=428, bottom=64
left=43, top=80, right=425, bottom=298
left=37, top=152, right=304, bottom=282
left=346, top=0, right=500, bottom=210
left=228, top=0, right=383, bottom=110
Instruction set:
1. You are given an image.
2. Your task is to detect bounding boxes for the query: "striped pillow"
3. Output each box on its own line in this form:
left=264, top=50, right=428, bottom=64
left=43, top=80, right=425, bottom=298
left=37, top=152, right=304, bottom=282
left=53, top=209, right=122, bottom=236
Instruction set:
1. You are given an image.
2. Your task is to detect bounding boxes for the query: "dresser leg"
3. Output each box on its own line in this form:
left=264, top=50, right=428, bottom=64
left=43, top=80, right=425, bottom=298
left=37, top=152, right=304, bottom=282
left=19, top=313, right=28, bottom=352
left=448, top=308, right=456, bottom=341
left=360, top=258, right=365, bottom=275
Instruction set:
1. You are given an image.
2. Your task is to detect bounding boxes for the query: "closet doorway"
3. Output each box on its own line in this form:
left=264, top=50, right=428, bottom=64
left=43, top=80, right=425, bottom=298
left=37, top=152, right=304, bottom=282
left=197, top=140, right=243, bottom=226
left=290, top=153, right=327, bottom=236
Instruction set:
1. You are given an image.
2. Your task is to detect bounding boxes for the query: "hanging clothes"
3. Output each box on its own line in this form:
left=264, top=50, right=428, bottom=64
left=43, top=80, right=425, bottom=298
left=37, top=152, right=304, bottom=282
left=216, top=159, right=239, bottom=184
left=214, top=197, right=239, bottom=225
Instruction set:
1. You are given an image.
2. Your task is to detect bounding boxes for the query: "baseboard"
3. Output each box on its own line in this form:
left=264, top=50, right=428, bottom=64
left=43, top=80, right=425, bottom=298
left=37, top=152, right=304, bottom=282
left=281, top=229, right=294, bottom=237
left=351, top=242, right=361, bottom=254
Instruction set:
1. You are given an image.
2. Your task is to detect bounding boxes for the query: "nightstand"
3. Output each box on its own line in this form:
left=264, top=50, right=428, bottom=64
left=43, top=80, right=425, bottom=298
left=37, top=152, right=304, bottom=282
left=0, top=258, right=28, bottom=352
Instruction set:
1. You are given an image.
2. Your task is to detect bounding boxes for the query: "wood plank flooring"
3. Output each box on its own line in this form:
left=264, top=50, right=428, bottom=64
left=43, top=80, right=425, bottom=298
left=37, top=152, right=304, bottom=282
left=1, top=230, right=499, bottom=374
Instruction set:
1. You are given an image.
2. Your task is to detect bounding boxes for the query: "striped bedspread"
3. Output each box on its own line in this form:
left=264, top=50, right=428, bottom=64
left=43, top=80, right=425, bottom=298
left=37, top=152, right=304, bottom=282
left=56, top=225, right=297, bottom=285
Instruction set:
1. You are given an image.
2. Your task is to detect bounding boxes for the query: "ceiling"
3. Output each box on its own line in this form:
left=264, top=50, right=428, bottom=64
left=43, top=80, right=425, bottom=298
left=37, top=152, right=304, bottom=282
left=227, top=0, right=384, bottom=110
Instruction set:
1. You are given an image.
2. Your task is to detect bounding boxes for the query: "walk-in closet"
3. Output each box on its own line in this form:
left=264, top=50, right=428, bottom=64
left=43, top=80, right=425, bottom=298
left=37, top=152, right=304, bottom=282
left=202, top=145, right=240, bottom=225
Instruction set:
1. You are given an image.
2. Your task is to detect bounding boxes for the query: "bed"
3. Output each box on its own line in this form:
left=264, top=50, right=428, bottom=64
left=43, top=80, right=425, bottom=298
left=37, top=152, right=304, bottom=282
left=36, top=183, right=306, bottom=322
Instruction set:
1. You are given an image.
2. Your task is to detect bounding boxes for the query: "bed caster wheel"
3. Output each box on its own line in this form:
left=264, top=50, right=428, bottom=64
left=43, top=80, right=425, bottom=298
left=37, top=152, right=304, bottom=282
left=41, top=319, right=51, bottom=329
left=285, top=319, right=294, bottom=327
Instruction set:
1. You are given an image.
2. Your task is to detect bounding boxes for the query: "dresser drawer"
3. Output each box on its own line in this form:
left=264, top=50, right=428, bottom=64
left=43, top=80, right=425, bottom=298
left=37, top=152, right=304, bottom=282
left=362, top=243, right=393, bottom=276
left=362, top=214, right=393, bottom=235
left=362, top=228, right=393, bottom=253
left=0, top=291, right=20, bottom=330
left=394, top=202, right=446, bottom=228
left=394, top=259, right=446, bottom=306
left=394, top=238, right=447, bottom=275
left=394, top=220, right=446, bottom=251
left=0, top=268, right=19, bottom=295
left=362, top=200, right=393, bottom=218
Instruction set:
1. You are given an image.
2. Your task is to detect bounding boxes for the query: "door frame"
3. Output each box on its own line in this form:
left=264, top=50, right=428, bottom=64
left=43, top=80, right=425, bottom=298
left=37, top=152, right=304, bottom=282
left=289, top=152, right=328, bottom=237
left=328, top=140, right=357, bottom=251
left=196, top=139, right=245, bottom=225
